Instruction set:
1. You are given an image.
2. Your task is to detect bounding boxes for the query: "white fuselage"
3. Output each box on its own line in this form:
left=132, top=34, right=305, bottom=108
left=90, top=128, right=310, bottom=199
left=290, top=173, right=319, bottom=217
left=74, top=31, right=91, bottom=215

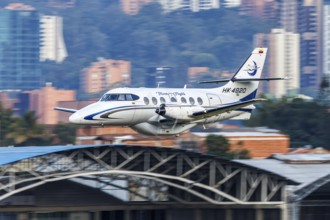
left=65, top=48, right=268, bottom=136
left=69, top=85, right=255, bottom=136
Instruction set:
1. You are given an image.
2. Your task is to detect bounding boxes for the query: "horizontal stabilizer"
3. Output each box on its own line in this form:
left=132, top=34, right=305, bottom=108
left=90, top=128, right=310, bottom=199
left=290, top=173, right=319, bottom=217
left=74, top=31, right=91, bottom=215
left=190, top=98, right=265, bottom=119
left=54, top=107, right=77, bottom=113
left=199, top=79, right=231, bottom=84
left=199, top=77, right=288, bottom=84
left=232, top=77, right=289, bottom=82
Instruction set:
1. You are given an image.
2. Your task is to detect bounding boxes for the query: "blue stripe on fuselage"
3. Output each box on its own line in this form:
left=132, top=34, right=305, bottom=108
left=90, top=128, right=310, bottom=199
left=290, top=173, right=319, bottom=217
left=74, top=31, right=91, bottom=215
left=84, top=105, right=143, bottom=120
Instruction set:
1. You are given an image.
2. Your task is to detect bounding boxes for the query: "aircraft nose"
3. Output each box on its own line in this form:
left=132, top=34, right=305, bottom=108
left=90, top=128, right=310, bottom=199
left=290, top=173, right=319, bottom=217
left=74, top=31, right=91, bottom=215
left=69, top=112, right=82, bottom=124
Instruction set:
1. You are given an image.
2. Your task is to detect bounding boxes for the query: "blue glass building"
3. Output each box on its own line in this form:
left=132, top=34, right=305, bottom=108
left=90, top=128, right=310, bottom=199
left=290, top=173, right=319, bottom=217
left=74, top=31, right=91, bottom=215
left=0, top=7, right=42, bottom=90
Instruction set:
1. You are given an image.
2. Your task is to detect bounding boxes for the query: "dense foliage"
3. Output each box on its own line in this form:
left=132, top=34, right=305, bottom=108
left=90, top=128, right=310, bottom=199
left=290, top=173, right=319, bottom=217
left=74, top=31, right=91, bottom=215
left=246, top=98, right=330, bottom=149
left=206, top=134, right=250, bottom=159
left=0, top=104, right=77, bottom=146
left=1, top=1, right=273, bottom=91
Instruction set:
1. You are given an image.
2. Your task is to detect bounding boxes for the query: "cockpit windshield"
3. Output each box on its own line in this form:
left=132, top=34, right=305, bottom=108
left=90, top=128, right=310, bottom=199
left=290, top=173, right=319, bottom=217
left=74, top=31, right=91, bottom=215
left=100, top=93, right=140, bottom=102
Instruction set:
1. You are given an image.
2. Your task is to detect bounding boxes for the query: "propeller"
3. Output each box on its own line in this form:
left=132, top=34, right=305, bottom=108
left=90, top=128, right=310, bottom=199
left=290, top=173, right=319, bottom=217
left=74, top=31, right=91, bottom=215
left=155, top=103, right=166, bottom=116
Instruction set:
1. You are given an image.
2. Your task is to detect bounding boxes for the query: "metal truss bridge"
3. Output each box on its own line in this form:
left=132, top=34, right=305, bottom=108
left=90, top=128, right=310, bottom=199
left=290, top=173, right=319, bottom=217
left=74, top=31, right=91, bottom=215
left=0, top=145, right=289, bottom=206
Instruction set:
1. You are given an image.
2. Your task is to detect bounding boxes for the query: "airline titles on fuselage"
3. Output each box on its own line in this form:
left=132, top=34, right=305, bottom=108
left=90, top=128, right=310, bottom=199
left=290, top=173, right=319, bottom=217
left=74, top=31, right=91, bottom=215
left=156, top=92, right=186, bottom=97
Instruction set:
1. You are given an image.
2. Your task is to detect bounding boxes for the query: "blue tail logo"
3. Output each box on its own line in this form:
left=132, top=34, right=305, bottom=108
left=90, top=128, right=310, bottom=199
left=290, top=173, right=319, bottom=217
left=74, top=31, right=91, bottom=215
left=247, top=61, right=258, bottom=76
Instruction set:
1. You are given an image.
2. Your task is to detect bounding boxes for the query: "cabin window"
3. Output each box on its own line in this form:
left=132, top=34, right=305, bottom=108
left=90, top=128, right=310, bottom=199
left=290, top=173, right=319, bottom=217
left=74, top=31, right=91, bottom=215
left=152, top=97, right=158, bottom=105
left=126, top=94, right=133, bottom=101
left=197, top=97, right=203, bottom=105
left=118, top=94, right=126, bottom=101
left=131, top=94, right=140, bottom=100
left=144, top=97, right=150, bottom=105
left=171, top=97, right=177, bottom=102
left=160, top=97, right=166, bottom=104
left=101, top=94, right=118, bottom=101
left=100, top=93, right=140, bottom=101
left=181, top=97, right=187, bottom=103
left=189, top=97, right=195, bottom=105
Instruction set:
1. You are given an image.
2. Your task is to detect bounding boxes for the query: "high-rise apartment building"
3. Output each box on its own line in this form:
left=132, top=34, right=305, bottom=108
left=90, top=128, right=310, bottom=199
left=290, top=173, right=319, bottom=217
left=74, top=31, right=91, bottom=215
left=40, top=16, right=68, bottom=63
left=222, top=0, right=241, bottom=8
left=298, top=0, right=323, bottom=94
left=280, top=0, right=298, bottom=33
left=0, top=3, right=42, bottom=91
left=254, top=29, right=300, bottom=98
left=323, top=0, right=330, bottom=84
left=240, top=0, right=279, bottom=20
left=48, top=0, right=76, bottom=9
left=145, top=66, right=173, bottom=88
left=280, top=0, right=323, bottom=95
left=158, top=0, right=219, bottom=13
left=120, top=0, right=153, bottom=15
left=80, top=60, right=131, bottom=94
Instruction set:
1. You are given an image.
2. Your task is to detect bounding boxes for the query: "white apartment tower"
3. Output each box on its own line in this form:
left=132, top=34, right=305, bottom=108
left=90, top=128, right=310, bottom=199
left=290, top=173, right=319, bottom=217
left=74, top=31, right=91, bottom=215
left=255, top=29, right=300, bottom=98
left=158, top=0, right=220, bottom=13
left=222, top=0, right=240, bottom=8
left=40, top=15, right=68, bottom=63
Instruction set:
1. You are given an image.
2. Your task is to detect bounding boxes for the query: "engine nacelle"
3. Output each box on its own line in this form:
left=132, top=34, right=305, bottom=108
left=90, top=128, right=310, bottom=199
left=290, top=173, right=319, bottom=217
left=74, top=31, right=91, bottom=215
left=156, top=105, right=205, bottom=121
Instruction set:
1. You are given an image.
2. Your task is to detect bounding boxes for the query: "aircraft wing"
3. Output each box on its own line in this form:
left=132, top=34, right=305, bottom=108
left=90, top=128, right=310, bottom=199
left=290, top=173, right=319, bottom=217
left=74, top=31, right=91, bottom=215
left=54, top=107, right=77, bottom=113
left=190, top=98, right=264, bottom=119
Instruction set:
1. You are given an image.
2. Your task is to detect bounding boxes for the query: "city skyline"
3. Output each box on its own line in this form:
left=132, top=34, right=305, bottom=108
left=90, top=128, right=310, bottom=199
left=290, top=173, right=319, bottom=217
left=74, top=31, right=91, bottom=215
left=0, top=0, right=328, bottom=108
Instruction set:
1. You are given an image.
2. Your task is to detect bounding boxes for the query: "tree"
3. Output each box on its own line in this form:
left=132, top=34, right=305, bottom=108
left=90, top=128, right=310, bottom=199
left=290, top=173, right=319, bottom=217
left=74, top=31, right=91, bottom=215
left=205, top=135, right=251, bottom=159
left=246, top=98, right=330, bottom=149
left=6, top=111, right=51, bottom=146
left=319, top=76, right=330, bottom=105
left=205, top=135, right=230, bottom=157
left=52, top=123, right=77, bottom=145
left=0, top=103, right=15, bottom=146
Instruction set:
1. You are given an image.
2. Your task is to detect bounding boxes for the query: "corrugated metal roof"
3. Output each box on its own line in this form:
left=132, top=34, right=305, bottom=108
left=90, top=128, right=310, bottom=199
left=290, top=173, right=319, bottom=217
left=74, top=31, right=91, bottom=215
left=235, top=159, right=330, bottom=186
left=193, top=132, right=285, bottom=137
left=0, top=145, right=106, bottom=165
left=271, top=153, right=330, bottom=162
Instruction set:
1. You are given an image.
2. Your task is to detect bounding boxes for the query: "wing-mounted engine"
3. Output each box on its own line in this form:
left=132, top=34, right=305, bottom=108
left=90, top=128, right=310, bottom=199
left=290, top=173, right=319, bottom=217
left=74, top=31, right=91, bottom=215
left=154, top=104, right=205, bottom=122
left=130, top=104, right=203, bottom=136
left=155, top=103, right=166, bottom=116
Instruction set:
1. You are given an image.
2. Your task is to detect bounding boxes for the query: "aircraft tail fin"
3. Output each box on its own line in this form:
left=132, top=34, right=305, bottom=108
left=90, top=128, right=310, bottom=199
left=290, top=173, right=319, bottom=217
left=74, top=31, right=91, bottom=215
left=204, top=48, right=274, bottom=104
left=199, top=48, right=269, bottom=84
left=231, top=48, right=267, bottom=80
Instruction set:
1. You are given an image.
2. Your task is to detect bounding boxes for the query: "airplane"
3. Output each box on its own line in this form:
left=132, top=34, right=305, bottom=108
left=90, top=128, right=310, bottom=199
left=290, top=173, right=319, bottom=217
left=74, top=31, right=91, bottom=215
left=55, top=48, right=286, bottom=136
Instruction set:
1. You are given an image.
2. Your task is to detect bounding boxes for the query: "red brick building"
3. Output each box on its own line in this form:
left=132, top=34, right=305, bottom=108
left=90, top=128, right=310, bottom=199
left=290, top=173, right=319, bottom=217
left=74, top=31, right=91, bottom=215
left=26, top=83, right=76, bottom=124
left=80, top=59, right=131, bottom=95
left=75, top=126, right=289, bottom=159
